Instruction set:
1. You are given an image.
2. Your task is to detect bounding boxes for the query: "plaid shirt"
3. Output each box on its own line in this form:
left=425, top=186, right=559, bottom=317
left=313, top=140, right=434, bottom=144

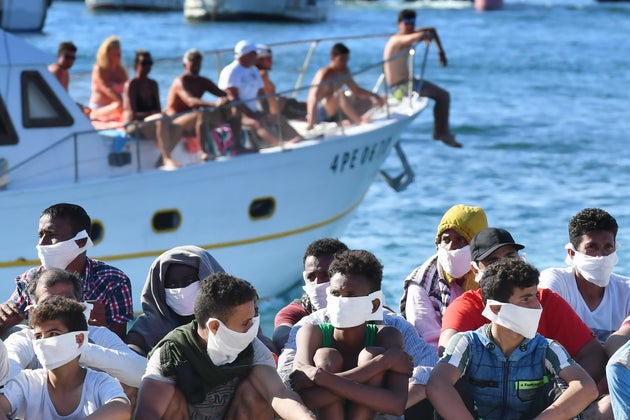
left=10, top=258, right=133, bottom=326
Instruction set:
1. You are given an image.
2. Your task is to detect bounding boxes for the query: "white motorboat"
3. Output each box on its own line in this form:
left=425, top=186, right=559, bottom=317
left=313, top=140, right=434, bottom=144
left=0, top=0, right=49, bottom=32
left=0, top=29, right=427, bottom=308
left=86, top=0, right=184, bottom=11
left=184, top=0, right=333, bottom=22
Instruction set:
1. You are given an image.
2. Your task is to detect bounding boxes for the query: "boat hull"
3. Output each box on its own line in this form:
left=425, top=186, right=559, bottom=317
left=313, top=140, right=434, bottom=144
left=0, top=0, right=48, bottom=32
left=86, top=0, right=184, bottom=11
left=184, top=0, right=332, bottom=22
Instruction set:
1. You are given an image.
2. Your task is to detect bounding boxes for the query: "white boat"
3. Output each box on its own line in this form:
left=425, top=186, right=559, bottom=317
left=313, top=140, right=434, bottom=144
left=184, top=0, right=333, bottom=22
left=86, top=0, right=184, bottom=11
left=0, top=0, right=49, bottom=32
left=0, top=29, right=427, bottom=308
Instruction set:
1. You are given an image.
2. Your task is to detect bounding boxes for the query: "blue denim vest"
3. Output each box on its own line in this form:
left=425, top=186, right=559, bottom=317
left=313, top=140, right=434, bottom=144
left=461, top=325, right=553, bottom=420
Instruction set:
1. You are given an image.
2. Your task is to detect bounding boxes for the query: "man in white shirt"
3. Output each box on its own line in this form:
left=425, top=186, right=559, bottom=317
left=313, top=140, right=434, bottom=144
left=539, top=208, right=630, bottom=343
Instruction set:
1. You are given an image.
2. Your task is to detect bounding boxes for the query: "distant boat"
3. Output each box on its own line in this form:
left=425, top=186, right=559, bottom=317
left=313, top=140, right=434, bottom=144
left=184, top=0, right=333, bottom=22
left=86, top=0, right=184, bottom=11
left=0, top=0, right=49, bottom=32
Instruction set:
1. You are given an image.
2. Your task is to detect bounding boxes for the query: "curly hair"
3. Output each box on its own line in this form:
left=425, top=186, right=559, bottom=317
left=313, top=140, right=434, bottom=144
left=29, top=295, right=88, bottom=332
left=303, top=238, right=349, bottom=263
left=194, top=272, right=258, bottom=326
left=328, top=250, right=383, bottom=293
left=41, top=203, right=91, bottom=238
left=28, top=267, right=83, bottom=304
left=569, top=208, right=618, bottom=249
left=480, top=259, right=539, bottom=304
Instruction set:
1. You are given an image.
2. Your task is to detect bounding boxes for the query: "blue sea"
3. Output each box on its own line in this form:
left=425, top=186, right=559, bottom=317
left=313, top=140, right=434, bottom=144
left=19, top=0, right=630, bottom=334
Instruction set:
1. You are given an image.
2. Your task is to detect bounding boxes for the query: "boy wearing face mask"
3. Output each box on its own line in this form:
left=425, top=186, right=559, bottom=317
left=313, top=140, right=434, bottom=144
left=400, top=203, right=488, bottom=351
left=135, top=272, right=314, bottom=420
left=291, top=250, right=413, bottom=418
left=427, top=259, right=598, bottom=420
left=539, top=208, right=630, bottom=344
left=0, top=296, right=131, bottom=419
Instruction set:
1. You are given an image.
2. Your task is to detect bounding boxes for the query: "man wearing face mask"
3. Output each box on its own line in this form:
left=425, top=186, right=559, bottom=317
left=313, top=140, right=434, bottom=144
left=427, top=259, right=598, bottom=420
left=273, top=238, right=349, bottom=351
left=0, top=296, right=131, bottom=419
left=539, top=208, right=630, bottom=343
left=135, top=272, right=314, bottom=420
left=400, top=203, right=488, bottom=350
left=0, top=203, right=133, bottom=340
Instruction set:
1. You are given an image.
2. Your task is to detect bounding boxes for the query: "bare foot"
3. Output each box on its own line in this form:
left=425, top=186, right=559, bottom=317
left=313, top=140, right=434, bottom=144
left=435, top=133, right=462, bottom=148
left=199, top=152, right=215, bottom=161
left=163, top=157, right=181, bottom=169
left=285, top=136, right=302, bottom=145
left=359, top=115, right=372, bottom=125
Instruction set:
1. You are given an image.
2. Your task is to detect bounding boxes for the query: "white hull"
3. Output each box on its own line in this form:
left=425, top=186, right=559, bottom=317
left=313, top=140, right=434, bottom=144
left=86, top=0, right=184, bottom=11
left=0, top=0, right=48, bottom=32
left=184, top=0, right=332, bottom=22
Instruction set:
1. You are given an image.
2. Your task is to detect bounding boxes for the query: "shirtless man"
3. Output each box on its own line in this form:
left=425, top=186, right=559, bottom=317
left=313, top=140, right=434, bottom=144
left=306, top=43, right=384, bottom=131
left=164, top=49, right=242, bottom=160
left=383, top=9, right=461, bottom=148
left=48, top=41, right=77, bottom=91
left=123, top=50, right=181, bottom=169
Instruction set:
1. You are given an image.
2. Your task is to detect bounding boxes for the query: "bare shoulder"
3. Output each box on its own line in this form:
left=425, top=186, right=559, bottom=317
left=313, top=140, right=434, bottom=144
left=375, top=325, right=404, bottom=348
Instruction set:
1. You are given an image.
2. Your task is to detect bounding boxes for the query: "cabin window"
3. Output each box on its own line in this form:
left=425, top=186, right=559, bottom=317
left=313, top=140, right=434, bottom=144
left=152, top=209, right=182, bottom=233
left=249, top=197, right=275, bottom=220
left=21, top=71, right=74, bottom=128
left=0, top=95, right=18, bottom=145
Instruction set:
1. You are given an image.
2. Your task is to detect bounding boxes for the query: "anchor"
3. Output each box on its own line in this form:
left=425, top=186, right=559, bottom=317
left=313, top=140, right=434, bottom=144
left=380, top=142, right=415, bottom=192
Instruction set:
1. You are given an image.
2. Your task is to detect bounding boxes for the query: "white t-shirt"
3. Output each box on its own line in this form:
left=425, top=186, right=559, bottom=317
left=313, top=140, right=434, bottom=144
left=3, top=367, right=127, bottom=419
left=5, top=325, right=147, bottom=387
left=143, top=337, right=275, bottom=420
left=218, top=60, right=264, bottom=112
left=539, top=266, right=630, bottom=342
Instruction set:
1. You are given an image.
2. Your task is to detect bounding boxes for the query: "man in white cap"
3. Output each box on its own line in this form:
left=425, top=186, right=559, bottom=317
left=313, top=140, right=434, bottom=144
left=219, top=40, right=301, bottom=148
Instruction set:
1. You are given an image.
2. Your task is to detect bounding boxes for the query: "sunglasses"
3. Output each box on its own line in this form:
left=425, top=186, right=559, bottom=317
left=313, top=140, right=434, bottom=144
left=402, top=18, right=416, bottom=24
left=139, top=60, right=154, bottom=66
left=63, top=54, right=76, bottom=61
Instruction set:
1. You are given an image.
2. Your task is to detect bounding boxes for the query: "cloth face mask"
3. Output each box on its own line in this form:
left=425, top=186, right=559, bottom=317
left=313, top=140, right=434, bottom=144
left=482, top=299, right=542, bottom=339
left=33, top=330, right=88, bottom=370
left=326, top=290, right=382, bottom=328
left=437, top=245, right=472, bottom=278
left=471, top=261, right=485, bottom=283
left=36, top=230, right=93, bottom=269
left=165, top=281, right=201, bottom=316
left=565, top=243, right=617, bottom=287
left=206, top=316, right=260, bottom=366
left=302, top=273, right=329, bottom=311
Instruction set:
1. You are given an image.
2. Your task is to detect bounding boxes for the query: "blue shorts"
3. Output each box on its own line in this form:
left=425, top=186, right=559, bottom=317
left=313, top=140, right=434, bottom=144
left=316, top=103, right=336, bottom=123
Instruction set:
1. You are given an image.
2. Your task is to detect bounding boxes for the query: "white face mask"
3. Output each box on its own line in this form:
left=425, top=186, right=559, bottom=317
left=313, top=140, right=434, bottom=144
left=437, top=245, right=472, bottom=278
left=565, top=243, right=617, bottom=287
left=326, top=290, right=382, bottom=328
left=302, top=273, right=329, bottom=311
left=165, top=281, right=200, bottom=316
left=482, top=299, right=542, bottom=339
left=33, top=330, right=87, bottom=370
left=206, top=316, right=259, bottom=366
left=36, top=230, right=93, bottom=269
left=471, top=261, right=485, bottom=283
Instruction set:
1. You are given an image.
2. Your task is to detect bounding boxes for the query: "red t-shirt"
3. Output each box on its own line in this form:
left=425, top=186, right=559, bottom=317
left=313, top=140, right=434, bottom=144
left=274, top=301, right=309, bottom=328
left=441, top=288, right=594, bottom=357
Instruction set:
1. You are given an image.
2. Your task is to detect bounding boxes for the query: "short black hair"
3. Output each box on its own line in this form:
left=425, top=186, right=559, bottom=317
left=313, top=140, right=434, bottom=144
left=480, top=259, right=539, bottom=304
left=331, top=43, right=350, bottom=57
left=29, top=295, right=88, bottom=332
left=194, top=272, right=258, bottom=326
left=134, top=49, right=152, bottom=66
left=303, top=238, right=349, bottom=263
left=328, top=250, right=382, bottom=293
left=398, top=9, right=416, bottom=22
left=568, top=208, right=618, bottom=249
left=58, top=41, right=77, bottom=56
left=28, top=267, right=83, bottom=303
left=41, top=203, right=91, bottom=238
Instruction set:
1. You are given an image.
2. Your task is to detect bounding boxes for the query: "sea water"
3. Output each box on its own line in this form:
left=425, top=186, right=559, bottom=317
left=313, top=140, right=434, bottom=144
left=19, top=0, right=630, bottom=334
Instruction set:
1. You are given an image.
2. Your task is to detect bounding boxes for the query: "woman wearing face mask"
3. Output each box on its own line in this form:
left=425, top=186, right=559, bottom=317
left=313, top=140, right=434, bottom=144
left=400, top=204, right=488, bottom=351
left=427, top=259, right=598, bottom=420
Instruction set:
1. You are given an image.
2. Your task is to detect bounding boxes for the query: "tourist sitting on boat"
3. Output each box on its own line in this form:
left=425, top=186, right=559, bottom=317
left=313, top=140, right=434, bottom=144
left=273, top=238, right=348, bottom=351
left=89, top=35, right=128, bottom=123
left=164, top=48, right=243, bottom=161
left=306, top=43, right=385, bottom=131
left=0, top=296, right=132, bottom=419
left=123, top=50, right=182, bottom=170
left=400, top=204, right=487, bottom=352
left=605, top=316, right=630, bottom=420
left=427, top=259, right=598, bottom=419
left=255, top=44, right=307, bottom=120
left=218, top=40, right=302, bottom=148
left=440, top=228, right=608, bottom=384
left=290, top=249, right=413, bottom=418
left=383, top=9, right=461, bottom=148
left=0, top=203, right=133, bottom=340
left=4, top=268, right=146, bottom=398
left=539, top=208, right=630, bottom=344
left=134, top=272, right=314, bottom=420
left=48, top=41, right=76, bottom=92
